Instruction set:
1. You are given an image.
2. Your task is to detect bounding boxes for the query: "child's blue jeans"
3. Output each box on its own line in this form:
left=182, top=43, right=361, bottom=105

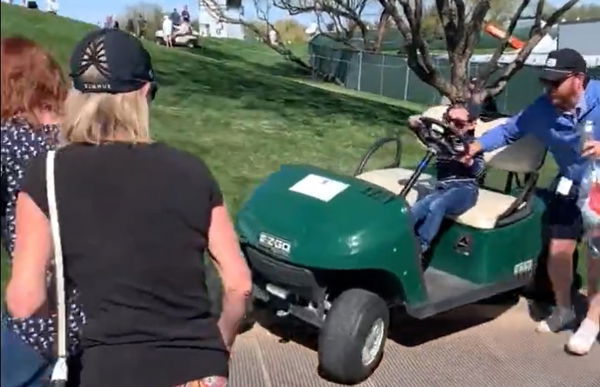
left=411, top=180, right=478, bottom=251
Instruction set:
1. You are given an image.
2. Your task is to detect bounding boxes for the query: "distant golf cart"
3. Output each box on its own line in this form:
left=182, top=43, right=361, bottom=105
left=235, top=105, right=548, bottom=384
left=155, top=28, right=200, bottom=48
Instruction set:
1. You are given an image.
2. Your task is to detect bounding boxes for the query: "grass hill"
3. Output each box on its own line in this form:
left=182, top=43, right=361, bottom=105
left=0, top=3, right=423, bottom=291
left=0, top=4, right=581, bottom=292
left=1, top=4, right=422, bottom=212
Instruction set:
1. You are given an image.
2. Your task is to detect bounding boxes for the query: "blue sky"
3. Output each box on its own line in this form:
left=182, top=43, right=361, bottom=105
left=32, top=0, right=599, bottom=26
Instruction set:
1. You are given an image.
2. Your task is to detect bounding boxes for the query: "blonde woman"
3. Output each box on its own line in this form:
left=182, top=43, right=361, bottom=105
left=5, top=29, right=251, bottom=387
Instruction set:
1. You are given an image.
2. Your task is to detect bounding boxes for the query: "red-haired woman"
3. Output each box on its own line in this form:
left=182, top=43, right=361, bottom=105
left=1, top=36, right=84, bottom=387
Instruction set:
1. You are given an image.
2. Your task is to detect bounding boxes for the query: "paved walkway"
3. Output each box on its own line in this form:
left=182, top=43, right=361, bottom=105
left=228, top=298, right=599, bottom=387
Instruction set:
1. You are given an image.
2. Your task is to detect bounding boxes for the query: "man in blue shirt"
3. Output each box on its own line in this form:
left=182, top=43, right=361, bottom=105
left=463, top=48, right=600, bottom=333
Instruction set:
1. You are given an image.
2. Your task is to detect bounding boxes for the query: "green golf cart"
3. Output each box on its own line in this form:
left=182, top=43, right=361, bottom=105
left=235, top=106, right=548, bottom=384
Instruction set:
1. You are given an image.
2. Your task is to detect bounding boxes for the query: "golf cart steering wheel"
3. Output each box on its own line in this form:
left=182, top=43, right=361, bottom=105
left=412, top=116, right=470, bottom=157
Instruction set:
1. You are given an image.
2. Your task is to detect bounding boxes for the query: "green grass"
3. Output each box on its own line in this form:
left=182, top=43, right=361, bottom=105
left=0, top=4, right=421, bottom=297
left=0, top=4, right=587, bottom=296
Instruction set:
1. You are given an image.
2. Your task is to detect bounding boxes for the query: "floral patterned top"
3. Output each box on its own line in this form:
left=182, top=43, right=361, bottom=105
left=1, top=116, right=85, bottom=357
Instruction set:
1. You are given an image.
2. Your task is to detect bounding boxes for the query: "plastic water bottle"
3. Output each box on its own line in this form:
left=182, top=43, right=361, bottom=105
left=581, top=120, right=595, bottom=152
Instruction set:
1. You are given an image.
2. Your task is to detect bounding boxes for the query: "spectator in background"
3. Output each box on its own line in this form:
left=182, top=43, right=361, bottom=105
left=170, top=7, right=181, bottom=26
left=5, top=28, right=251, bottom=386
left=181, top=5, right=190, bottom=24
left=162, top=14, right=173, bottom=47
left=268, top=28, right=278, bottom=45
left=136, top=13, right=147, bottom=39
left=1, top=36, right=84, bottom=387
left=126, top=18, right=135, bottom=35
left=46, top=0, right=58, bottom=14
left=175, top=20, right=192, bottom=37
left=104, top=15, right=113, bottom=29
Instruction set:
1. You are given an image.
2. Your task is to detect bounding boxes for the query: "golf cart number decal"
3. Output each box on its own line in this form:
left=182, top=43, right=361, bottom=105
left=259, top=233, right=292, bottom=255
left=289, top=174, right=349, bottom=202
left=513, top=259, right=533, bottom=276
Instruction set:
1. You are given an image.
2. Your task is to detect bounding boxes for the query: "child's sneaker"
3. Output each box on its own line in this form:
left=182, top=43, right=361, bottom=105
left=565, top=318, right=599, bottom=356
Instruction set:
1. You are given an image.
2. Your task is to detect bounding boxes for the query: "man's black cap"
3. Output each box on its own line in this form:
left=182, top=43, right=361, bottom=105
left=539, top=48, right=587, bottom=82
left=70, top=28, right=154, bottom=93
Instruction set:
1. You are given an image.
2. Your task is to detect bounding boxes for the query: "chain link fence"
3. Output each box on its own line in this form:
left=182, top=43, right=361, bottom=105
left=309, top=38, right=600, bottom=114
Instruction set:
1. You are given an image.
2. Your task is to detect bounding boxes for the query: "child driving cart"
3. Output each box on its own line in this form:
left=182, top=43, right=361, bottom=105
left=408, top=104, right=486, bottom=254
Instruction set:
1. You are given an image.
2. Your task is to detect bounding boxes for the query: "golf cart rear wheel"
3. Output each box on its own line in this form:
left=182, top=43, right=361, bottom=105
left=318, top=288, right=389, bottom=384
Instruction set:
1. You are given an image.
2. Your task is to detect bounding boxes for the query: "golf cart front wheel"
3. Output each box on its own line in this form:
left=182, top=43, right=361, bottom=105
left=318, top=288, right=389, bottom=384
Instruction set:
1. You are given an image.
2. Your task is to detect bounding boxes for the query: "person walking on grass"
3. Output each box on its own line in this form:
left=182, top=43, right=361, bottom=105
left=46, top=0, right=58, bottom=14
left=181, top=5, right=190, bottom=24
left=5, top=28, right=252, bottom=386
left=163, top=14, right=173, bottom=48
left=136, top=13, right=147, bottom=39
left=462, top=48, right=600, bottom=333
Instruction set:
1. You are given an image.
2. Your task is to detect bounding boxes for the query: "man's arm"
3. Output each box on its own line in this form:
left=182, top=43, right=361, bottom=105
left=466, top=98, right=544, bottom=159
left=479, top=113, right=526, bottom=152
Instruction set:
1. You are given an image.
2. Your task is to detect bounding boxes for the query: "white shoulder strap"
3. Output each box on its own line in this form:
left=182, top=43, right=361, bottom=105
left=46, top=150, right=69, bottom=384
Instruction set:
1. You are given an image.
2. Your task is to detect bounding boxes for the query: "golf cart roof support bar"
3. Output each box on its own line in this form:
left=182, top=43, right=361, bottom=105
left=399, top=150, right=436, bottom=198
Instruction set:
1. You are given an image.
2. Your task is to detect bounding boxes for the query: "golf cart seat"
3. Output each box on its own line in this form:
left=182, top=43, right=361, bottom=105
left=357, top=107, right=546, bottom=230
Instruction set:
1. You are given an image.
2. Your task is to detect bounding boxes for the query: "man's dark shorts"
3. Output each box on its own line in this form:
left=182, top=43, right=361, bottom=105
left=543, top=177, right=583, bottom=241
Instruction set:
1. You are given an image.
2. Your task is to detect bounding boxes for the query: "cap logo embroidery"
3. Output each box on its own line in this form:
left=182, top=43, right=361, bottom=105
left=546, top=58, right=557, bottom=67
left=79, top=36, right=111, bottom=81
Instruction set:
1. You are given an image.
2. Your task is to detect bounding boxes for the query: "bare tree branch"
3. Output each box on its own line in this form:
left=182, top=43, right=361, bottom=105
left=450, top=0, right=487, bottom=99
left=487, top=0, right=580, bottom=96
left=274, top=0, right=371, bottom=48
left=398, top=1, right=439, bottom=79
left=531, top=0, right=546, bottom=37
left=374, top=9, right=390, bottom=52
left=436, top=0, right=458, bottom=58
left=454, top=0, right=467, bottom=53
left=375, top=0, right=454, bottom=98
left=199, top=0, right=312, bottom=70
left=236, top=0, right=580, bottom=106
left=476, top=0, right=530, bottom=88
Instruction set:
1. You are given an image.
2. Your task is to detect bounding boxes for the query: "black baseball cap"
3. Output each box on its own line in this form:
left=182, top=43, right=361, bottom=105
left=539, top=48, right=587, bottom=82
left=70, top=28, right=155, bottom=94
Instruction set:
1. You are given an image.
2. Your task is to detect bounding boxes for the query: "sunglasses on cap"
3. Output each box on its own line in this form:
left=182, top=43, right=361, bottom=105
left=540, top=73, right=577, bottom=90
